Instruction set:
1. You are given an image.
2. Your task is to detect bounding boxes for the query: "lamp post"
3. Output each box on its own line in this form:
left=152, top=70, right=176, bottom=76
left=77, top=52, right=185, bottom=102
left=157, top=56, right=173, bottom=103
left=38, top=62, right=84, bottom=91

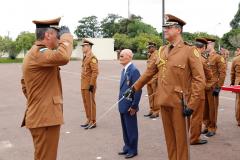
left=162, top=0, right=165, bottom=45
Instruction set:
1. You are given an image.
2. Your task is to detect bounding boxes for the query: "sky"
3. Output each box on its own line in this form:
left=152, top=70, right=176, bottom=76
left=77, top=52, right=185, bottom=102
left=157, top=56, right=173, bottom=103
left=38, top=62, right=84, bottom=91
left=0, top=0, right=239, bottom=39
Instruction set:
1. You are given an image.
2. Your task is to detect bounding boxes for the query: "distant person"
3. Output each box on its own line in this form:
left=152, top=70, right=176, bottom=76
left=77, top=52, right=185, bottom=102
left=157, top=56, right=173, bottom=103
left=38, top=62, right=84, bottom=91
left=230, top=48, right=240, bottom=127
left=80, top=39, right=99, bottom=129
left=189, top=38, right=212, bottom=145
left=21, top=17, right=73, bottom=160
left=118, top=49, right=142, bottom=159
left=202, top=37, right=226, bottom=137
left=144, top=42, right=160, bottom=119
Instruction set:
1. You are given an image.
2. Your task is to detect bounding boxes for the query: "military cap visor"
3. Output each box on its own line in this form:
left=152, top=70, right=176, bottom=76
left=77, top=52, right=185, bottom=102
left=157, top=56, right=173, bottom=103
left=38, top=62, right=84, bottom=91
left=204, top=37, right=216, bottom=42
left=33, top=17, right=61, bottom=30
left=80, top=39, right=94, bottom=46
left=195, top=38, right=208, bottom=45
left=147, top=42, right=157, bottom=48
left=163, top=14, right=186, bottom=27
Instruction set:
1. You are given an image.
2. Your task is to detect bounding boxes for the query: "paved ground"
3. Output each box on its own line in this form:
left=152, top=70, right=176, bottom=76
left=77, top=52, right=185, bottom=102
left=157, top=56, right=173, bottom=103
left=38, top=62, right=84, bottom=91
left=0, top=60, right=239, bottom=160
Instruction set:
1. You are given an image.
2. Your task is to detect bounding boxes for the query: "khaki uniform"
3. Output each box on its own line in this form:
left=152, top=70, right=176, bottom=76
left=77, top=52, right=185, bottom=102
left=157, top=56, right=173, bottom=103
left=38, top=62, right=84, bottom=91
left=21, top=33, right=73, bottom=160
left=203, top=52, right=226, bottom=132
left=190, top=54, right=212, bottom=144
left=230, top=55, right=240, bottom=126
left=134, top=40, right=205, bottom=160
left=146, top=50, right=160, bottom=115
left=81, top=52, right=99, bottom=123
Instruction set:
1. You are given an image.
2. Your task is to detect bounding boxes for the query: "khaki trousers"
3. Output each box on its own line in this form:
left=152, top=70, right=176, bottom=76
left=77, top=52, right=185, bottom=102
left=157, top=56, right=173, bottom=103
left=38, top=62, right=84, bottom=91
left=203, top=89, right=219, bottom=132
left=147, top=81, right=160, bottom=114
left=29, top=125, right=60, bottom=160
left=190, top=99, right=204, bottom=144
left=81, top=89, right=96, bottom=122
left=161, top=106, right=189, bottom=160
left=236, top=93, right=240, bottom=125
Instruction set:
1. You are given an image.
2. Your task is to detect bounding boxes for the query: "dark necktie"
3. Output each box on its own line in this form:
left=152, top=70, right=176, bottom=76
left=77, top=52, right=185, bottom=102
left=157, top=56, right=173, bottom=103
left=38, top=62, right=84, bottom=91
left=169, top=44, right=174, bottom=51
left=120, top=68, right=125, bottom=84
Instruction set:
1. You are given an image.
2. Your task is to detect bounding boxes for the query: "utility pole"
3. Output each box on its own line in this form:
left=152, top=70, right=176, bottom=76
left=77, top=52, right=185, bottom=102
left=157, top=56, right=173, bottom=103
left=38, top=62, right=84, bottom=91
left=128, top=0, right=131, bottom=19
left=162, top=0, right=165, bottom=45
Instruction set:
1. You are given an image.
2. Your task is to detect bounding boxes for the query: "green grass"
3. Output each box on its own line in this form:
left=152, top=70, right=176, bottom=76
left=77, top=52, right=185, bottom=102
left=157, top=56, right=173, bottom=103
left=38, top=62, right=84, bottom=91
left=0, top=58, right=23, bottom=63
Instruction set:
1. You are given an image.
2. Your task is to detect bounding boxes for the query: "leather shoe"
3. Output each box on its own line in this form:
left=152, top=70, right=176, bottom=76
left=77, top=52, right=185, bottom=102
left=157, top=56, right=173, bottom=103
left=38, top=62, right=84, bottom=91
left=144, top=112, right=152, bottom=117
left=191, top=139, right=208, bottom=145
left=125, top=153, right=137, bottom=159
left=205, top=131, right=215, bottom=137
left=201, top=129, right=208, bottom=134
left=149, top=114, right=159, bottom=119
left=80, top=123, right=89, bottom=128
left=118, top=151, right=128, bottom=155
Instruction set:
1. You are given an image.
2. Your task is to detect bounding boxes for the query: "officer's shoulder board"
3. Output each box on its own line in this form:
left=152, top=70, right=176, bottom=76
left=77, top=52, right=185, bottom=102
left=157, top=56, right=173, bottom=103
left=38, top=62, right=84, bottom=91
left=184, top=41, right=193, bottom=46
left=220, top=56, right=225, bottom=63
left=91, top=56, right=98, bottom=63
left=39, top=47, right=48, bottom=53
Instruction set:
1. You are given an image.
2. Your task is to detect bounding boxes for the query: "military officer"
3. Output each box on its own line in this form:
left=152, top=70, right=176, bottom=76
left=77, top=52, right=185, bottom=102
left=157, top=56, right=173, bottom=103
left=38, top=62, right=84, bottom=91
left=202, top=37, right=226, bottom=137
left=124, top=14, right=205, bottom=160
left=80, top=39, right=99, bottom=129
left=144, top=42, right=160, bottom=119
left=189, top=38, right=212, bottom=145
left=21, top=17, right=73, bottom=160
left=230, top=48, right=240, bottom=127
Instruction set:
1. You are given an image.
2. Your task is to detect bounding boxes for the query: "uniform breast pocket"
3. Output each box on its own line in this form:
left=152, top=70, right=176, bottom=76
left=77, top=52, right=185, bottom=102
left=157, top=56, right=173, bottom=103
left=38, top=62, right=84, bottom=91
left=173, top=64, right=186, bottom=77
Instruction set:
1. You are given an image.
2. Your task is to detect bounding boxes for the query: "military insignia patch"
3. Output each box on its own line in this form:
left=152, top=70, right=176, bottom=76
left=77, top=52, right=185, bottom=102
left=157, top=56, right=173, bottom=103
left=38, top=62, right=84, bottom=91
left=193, top=49, right=200, bottom=58
left=220, top=57, right=225, bottom=63
left=91, top=58, right=97, bottom=63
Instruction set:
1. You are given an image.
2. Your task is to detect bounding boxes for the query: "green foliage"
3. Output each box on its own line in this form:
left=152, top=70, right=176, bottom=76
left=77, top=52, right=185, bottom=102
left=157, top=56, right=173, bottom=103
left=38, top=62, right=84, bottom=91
left=75, top=16, right=100, bottom=38
left=15, top=32, right=35, bottom=54
left=230, top=3, right=240, bottom=29
left=73, top=39, right=78, bottom=49
left=222, top=29, right=240, bottom=50
left=0, top=58, right=23, bottom=63
left=100, top=14, right=122, bottom=38
left=113, top=33, right=132, bottom=50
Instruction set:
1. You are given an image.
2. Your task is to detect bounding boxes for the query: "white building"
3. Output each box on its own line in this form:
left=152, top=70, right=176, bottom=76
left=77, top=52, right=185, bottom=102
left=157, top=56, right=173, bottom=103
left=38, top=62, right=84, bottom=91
left=72, top=38, right=117, bottom=60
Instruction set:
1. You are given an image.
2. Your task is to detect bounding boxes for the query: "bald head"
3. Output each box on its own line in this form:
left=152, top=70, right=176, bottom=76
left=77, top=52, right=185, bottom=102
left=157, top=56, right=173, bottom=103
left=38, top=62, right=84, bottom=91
left=119, top=49, right=133, bottom=66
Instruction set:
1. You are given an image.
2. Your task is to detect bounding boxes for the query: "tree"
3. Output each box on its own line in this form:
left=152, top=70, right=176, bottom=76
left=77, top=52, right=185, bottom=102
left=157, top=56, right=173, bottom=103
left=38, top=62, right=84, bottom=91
left=117, top=14, right=158, bottom=38
left=15, top=32, right=35, bottom=54
left=222, top=29, right=240, bottom=50
left=230, top=3, right=240, bottom=29
left=75, top=16, right=101, bottom=38
left=100, top=14, right=122, bottom=38
left=113, top=33, right=132, bottom=50
left=132, top=33, right=162, bottom=54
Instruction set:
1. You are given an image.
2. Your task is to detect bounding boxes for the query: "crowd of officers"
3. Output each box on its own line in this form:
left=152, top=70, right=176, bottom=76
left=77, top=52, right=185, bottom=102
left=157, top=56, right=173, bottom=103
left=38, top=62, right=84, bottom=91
left=20, top=14, right=240, bottom=160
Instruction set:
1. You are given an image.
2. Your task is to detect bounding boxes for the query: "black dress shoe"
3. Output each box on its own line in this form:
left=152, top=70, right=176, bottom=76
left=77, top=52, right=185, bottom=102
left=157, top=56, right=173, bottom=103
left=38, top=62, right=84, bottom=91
left=118, top=151, right=128, bottom=155
left=149, top=114, right=159, bottom=119
left=80, top=124, right=89, bottom=128
left=201, top=129, right=208, bottom=134
left=191, top=139, right=208, bottom=145
left=205, top=132, right=215, bottom=137
left=125, top=153, right=137, bottom=159
left=144, top=112, right=153, bottom=117
left=87, top=124, right=96, bottom=129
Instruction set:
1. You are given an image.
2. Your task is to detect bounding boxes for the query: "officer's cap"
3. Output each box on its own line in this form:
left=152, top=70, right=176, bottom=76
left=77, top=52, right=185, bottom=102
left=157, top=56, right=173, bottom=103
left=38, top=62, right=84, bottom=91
left=147, top=42, right=157, bottom=48
left=80, top=38, right=94, bottom=46
left=195, top=38, right=208, bottom=48
left=163, top=14, right=186, bottom=27
left=204, top=37, right=216, bottom=43
left=32, top=17, right=61, bottom=30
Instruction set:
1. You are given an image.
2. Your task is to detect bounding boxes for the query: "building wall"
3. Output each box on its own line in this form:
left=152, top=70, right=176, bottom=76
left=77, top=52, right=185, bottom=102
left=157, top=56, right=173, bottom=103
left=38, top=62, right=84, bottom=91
left=72, top=38, right=117, bottom=60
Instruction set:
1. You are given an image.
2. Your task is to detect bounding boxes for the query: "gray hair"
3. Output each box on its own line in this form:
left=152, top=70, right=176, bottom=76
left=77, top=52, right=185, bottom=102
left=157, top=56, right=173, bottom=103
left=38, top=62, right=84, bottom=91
left=36, top=28, right=56, bottom=40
